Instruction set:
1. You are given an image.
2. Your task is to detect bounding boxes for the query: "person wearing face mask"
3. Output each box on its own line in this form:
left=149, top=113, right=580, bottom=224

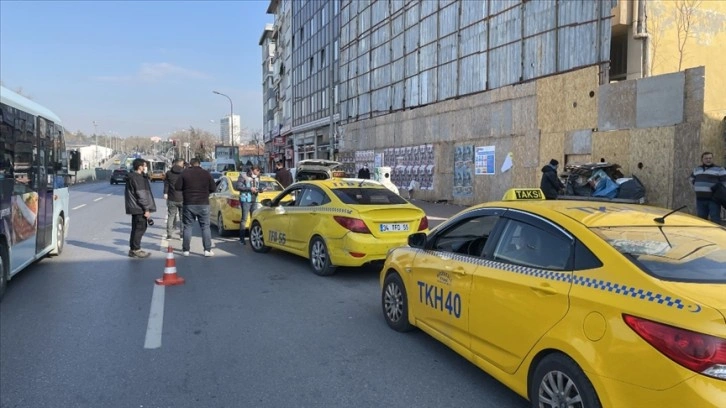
left=125, top=158, right=157, bottom=258
left=235, top=165, right=261, bottom=245
left=540, top=159, right=564, bottom=200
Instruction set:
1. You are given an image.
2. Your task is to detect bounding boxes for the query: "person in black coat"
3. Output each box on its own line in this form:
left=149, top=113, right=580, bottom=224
left=125, top=158, right=157, bottom=258
left=540, top=159, right=564, bottom=200
left=357, top=164, right=371, bottom=179
left=163, top=159, right=185, bottom=239
left=274, top=161, right=293, bottom=188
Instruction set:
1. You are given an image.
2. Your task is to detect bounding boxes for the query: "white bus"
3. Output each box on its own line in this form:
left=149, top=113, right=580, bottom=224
left=0, top=86, right=70, bottom=300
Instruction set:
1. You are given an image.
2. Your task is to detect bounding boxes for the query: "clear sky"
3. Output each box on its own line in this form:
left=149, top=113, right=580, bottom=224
left=0, top=0, right=271, bottom=139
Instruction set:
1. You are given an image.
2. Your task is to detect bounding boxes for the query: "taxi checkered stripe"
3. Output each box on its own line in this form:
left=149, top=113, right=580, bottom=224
left=423, top=250, right=686, bottom=310
left=275, top=206, right=353, bottom=215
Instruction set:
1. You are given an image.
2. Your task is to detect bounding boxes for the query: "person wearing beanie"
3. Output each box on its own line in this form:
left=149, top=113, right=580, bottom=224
left=540, top=159, right=564, bottom=200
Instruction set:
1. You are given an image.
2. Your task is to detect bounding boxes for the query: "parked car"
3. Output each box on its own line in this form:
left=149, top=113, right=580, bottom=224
left=249, top=178, right=428, bottom=276
left=110, top=169, right=129, bottom=185
left=381, top=188, right=725, bottom=408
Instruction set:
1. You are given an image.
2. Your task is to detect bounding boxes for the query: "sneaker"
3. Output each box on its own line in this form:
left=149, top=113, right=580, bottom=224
left=128, top=249, right=151, bottom=258
left=166, top=234, right=172, bottom=239
left=239, top=239, right=246, bottom=246
left=204, top=250, right=215, bottom=257
left=182, top=251, right=190, bottom=257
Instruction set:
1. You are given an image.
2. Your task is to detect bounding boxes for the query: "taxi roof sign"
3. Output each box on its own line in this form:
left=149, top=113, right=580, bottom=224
left=502, top=188, right=545, bottom=201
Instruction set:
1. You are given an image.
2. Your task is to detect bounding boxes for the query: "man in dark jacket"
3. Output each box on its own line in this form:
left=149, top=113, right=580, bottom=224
left=540, top=159, right=564, bottom=200
left=163, top=159, right=185, bottom=239
left=175, top=158, right=217, bottom=257
left=274, top=160, right=293, bottom=188
left=357, top=164, right=371, bottom=179
left=690, top=152, right=726, bottom=224
left=125, top=158, right=157, bottom=258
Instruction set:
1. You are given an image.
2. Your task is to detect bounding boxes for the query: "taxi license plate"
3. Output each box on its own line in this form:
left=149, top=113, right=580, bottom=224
left=380, top=223, right=409, bottom=232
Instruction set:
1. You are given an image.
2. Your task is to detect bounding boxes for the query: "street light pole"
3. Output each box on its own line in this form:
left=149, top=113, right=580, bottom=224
left=212, top=91, right=234, bottom=145
left=93, top=120, right=99, bottom=166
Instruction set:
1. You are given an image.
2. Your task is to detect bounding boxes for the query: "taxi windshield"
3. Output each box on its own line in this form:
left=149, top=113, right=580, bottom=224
left=590, top=226, right=726, bottom=283
left=333, top=188, right=408, bottom=205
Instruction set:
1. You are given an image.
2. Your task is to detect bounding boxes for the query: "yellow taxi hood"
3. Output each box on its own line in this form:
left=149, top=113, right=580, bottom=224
left=659, top=281, right=726, bottom=324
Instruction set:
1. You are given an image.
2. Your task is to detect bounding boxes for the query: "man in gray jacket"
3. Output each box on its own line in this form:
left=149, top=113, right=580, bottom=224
left=235, top=165, right=261, bottom=245
left=690, top=152, right=726, bottom=224
left=163, top=159, right=185, bottom=239
left=125, top=158, right=157, bottom=258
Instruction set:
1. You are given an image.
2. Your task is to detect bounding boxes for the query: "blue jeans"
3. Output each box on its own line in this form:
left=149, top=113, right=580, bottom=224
left=182, top=205, right=212, bottom=251
left=696, top=198, right=722, bottom=224
left=240, top=201, right=259, bottom=240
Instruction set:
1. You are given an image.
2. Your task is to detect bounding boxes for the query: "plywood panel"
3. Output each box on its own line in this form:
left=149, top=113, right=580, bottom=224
left=629, top=127, right=675, bottom=209
left=592, top=130, right=631, bottom=175
left=539, top=132, right=565, bottom=171
left=563, top=65, right=599, bottom=131
left=536, top=74, right=566, bottom=133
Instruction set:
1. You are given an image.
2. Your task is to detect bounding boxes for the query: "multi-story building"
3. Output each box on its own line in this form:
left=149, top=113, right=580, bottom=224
left=288, top=0, right=341, bottom=164
left=219, top=114, right=241, bottom=145
left=264, top=1, right=294, bottom=169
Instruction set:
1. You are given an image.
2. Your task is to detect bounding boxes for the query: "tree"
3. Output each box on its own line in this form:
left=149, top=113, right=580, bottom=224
left=675, top=0, right=702, bottom=71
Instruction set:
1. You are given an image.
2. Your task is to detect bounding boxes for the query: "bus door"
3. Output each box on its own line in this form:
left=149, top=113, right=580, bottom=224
left=10, top=110, right=39, bottom=272
left=35, top=117, right=53, bottom=252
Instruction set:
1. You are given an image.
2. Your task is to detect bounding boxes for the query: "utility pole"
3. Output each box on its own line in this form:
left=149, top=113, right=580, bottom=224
left=93, top=120, right=99, bottom=167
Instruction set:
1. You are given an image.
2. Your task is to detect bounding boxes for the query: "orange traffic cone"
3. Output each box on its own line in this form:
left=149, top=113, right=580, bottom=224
left=155, top=245, right=185, bottom=286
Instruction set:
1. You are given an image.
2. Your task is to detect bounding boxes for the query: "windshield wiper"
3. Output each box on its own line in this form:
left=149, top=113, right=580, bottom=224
left=654, top=205, right=687, bottom=224
left=658, top=225, right=673, bottom=249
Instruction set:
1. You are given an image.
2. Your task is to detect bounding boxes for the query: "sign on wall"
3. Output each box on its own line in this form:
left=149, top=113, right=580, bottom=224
left=475, top=145, right=496, bottom=175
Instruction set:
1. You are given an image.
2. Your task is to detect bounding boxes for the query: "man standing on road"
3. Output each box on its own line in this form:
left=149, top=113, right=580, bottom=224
left=163, top=158, right=185, bottom=239
left=175, top=158, right=217, bottom=257
left=690, top=152, right=726, bottom=224
left=125, top=158, right=157, bottom=258
left=274, top=160, right=293, bottom=188
left=235, top=165, right=261, bottom=245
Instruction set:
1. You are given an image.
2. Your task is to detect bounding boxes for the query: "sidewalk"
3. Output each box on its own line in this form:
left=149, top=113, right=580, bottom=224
left=411, top=199, right=470, bottom=221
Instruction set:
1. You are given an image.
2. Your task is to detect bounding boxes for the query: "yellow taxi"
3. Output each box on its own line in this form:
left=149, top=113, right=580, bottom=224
left=210, top=172, right=284, bottom=235
left=381, top=188, right=726, bottom=408
left=149, top=170, right=165, bottom=182
left=249, top=178, right=429, bottom=276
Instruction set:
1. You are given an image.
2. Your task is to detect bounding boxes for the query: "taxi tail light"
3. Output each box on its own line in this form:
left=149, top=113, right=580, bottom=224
left=333, top=216, right=371, bottom=234
left=418, top=216, right=429, bottom=231
left=227, top=198, right=241, bottom=209
left=623, top=314, right=726, bottom=379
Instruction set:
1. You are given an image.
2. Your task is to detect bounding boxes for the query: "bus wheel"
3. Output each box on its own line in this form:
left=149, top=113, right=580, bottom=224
left=55, top=216, right=65, bottom=255
left=0, top=244, right=8, bottom=301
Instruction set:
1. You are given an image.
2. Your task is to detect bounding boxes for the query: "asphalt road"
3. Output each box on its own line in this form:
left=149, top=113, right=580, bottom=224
left=0, top=181, right=528, bottom=408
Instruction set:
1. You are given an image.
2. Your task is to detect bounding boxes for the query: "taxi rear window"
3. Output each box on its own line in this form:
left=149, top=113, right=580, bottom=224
left=591, top=226, right=726, bottom=283
left=258, top=180, right=283, bottom=191
left=333, top=188, right=408, bottom=205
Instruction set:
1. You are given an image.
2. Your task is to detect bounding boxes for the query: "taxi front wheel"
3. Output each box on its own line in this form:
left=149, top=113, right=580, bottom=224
left=249, top=222, right=270, bottom=253
left=309, top=236, right=336, bottom=276
left=382, top=273, right=413, bottom=332
left=529, top=354, right=601, bottom=408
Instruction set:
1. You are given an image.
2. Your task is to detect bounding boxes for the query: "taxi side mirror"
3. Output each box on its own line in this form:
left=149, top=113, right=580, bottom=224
left=261, top=198, right=272, bottom=207
left=407, top=232, right=427, bottom=249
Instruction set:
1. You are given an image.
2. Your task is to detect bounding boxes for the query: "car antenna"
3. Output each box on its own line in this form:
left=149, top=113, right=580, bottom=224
left=653, top=205, right=687, bottom=224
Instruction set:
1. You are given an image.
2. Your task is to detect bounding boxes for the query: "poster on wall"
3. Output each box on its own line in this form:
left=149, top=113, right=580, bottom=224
left=475, top=145, right=496, bottom=175
left=453, top=144, right=474, bottom=198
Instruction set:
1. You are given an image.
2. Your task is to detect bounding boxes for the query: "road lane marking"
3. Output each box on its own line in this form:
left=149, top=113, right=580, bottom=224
left=144, top=284, right=165, bottom=349
left=93, top=197, right=104, bottom=202
left=106, top=193, right=112, bottom=196
left=72, top=204, right=86, bottom=210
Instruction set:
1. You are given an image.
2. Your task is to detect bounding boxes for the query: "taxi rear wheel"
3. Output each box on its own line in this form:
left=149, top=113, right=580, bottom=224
left=217, top=213, right=229, bottom=237
left=530, top=354, right=601, bottom=408
left=250, top=222, right=270, bottom=253
left=309, top=236, right=336, bottom=276
left=382, top=273, right=413, bottom=332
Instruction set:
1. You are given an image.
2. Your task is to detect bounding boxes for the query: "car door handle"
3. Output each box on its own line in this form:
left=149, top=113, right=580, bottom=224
left=444, top=265, right=467, bottom=276
left=530, top=283, right=558, bottom=296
